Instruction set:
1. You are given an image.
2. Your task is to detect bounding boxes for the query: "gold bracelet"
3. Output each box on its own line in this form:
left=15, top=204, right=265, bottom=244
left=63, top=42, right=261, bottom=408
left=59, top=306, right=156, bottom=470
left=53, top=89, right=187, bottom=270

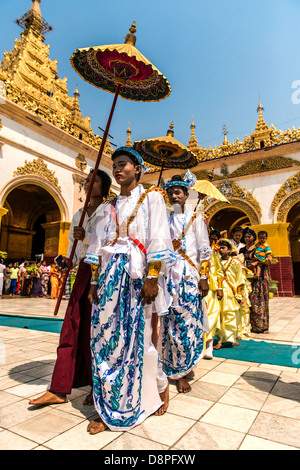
left=90, top=264, right=99, bottom=283
left=147, top=261, right=161, bottom=277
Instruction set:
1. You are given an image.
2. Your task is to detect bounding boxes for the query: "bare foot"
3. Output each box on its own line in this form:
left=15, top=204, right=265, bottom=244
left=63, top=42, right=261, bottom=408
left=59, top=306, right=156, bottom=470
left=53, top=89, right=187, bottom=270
left=263, top=330, right=269, bottom=334
left=29, top=391, right=67, bottom=406
left=87, top=418, right=108, bottom=434
left=83, top=392, right=93, bottom=406
left=176, top=377, right=191, bottom=393
left=213, top=342, right=223, bottom=350
left=204, top=354, right=213, bottom=360
left=155, top=382, right=169, bottom=416
left=233, top=340, right=240, bottom=346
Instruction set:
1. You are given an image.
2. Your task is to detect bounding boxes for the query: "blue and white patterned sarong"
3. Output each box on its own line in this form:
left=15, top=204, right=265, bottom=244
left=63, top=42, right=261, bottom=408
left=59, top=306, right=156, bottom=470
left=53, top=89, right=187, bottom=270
left=91, top=253, right=165, bottom=431
left=160, top=264, right=204, bottom=379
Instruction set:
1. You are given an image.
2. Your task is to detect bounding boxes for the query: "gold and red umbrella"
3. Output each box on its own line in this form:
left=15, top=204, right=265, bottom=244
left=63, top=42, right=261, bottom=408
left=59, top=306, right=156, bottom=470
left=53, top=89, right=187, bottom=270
left=54, top=22, right=171, bottom=315
left=134, top=122, right=198, bottom=186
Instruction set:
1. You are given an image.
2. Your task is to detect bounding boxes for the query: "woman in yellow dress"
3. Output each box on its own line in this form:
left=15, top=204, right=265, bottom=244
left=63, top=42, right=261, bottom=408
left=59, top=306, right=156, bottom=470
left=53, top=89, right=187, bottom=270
left=50, top=263, right=59, bottom=299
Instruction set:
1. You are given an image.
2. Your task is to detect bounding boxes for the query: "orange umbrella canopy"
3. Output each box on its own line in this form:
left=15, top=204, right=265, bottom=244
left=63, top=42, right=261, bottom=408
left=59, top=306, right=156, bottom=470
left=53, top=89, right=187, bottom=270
left=70, top=22, right=171, bottom=102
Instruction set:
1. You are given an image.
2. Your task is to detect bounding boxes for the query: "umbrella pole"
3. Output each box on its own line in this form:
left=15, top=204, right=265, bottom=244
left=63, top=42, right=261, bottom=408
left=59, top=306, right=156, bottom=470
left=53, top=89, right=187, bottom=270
left=53, top=82, right=122, bottom=315
left=157, top=162, right=165, bottom=187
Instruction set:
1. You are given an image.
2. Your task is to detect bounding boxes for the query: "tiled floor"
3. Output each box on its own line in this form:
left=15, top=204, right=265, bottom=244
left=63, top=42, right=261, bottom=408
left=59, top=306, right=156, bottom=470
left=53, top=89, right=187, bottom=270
left=0, top=296, right=299, bottom=450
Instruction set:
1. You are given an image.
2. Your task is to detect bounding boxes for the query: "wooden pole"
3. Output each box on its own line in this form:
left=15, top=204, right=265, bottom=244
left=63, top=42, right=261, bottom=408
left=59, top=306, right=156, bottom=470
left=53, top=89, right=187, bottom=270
left=54, top=83, right=122, bottom=315
left=157, top=161, right=165, bottom=187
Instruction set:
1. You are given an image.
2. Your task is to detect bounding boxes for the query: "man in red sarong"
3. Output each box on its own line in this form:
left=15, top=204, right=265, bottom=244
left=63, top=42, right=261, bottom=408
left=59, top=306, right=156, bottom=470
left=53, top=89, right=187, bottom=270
left=29, top=169, right=112, bottom=406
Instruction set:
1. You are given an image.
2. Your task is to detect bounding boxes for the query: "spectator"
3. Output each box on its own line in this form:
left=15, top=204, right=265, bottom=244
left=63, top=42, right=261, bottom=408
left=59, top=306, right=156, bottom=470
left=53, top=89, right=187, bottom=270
left=4, top=262, right=12, bottom=294
left=31, top=262, right=43, bottom=298
left=240, top=227, right=270, bottom=334
left=9, top=262, right=19, bottom=296
left=230, top=225, right=245, bottom=251
left=0, top=258, right=6, bottom=297
left=40, top=260, right=50, bottom=297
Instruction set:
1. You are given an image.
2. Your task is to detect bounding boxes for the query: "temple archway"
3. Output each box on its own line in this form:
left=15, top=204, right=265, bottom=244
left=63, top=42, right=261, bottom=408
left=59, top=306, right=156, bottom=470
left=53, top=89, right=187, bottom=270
left=0, top=176, right=69, bottom=261
left=205, top=198, right=260, bottom=237
left=287, top=199, right=300, bottom=295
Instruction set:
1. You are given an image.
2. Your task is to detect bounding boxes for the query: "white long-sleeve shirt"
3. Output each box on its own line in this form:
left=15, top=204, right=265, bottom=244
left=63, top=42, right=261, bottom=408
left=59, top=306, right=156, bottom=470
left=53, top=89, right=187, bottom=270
left=85, top=184, right=175, bottom=278
left=66, top=203, right=104, bottom=267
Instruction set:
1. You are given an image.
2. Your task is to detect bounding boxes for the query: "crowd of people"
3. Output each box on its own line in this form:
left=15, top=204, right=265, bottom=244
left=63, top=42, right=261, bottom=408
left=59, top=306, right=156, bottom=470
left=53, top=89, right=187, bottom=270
left=1, top=146, right=274, bottom=436
left=0, top=258, right=78, bottom=300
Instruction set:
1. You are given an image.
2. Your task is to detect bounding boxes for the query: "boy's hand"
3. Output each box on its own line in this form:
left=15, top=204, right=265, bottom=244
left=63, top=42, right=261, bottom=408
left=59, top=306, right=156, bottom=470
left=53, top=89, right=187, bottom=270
left=198, top=278, right=209, bottom=298
left=140, top=278, right=159, bottom=306
left=217, top=289, right=223, bottom=300
left=88, top=284, right=98, bottom=305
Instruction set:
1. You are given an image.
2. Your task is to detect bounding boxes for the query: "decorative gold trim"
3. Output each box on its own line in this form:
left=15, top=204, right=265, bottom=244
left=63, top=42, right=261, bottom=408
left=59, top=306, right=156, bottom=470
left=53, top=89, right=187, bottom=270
left=75, top=154, right=87, bottom=171
left=205, top=198, right=261, bottom=226
left=271, top=170, right=300, bottom=215
left=274, top=189, right=300, bottom=223
left=13, top=157, right=61, bottom=192
left=204, top=181, right=262, bottom=218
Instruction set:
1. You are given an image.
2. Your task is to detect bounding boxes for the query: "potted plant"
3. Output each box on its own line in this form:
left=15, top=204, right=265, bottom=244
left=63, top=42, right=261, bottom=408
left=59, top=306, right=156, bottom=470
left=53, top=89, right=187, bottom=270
left=269, top=280, right=279, bottom=298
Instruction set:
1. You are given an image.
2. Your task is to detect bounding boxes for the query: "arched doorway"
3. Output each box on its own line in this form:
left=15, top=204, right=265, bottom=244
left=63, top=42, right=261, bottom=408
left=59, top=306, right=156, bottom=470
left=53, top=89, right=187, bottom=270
left=287, top=200, right=300, bottom=295
left=1, top=182, right=62, bottom=261
left=205, top=198, right=260, bottom=238
left=209, top=206, right=251, bottom=236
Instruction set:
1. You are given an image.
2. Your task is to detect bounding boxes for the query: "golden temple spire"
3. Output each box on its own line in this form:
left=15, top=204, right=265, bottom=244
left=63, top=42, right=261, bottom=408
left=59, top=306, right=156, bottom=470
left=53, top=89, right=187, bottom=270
left=15, top=0, right=53, bottom=36
left=255, top=99, right=269, bottom=132
left=187, top=120, right=200, bottom=153
left=30, top=0, right=42, bottom=17
left=126, top=122, right=133, bottom=147
left=251, top=99, right=272, bottom=148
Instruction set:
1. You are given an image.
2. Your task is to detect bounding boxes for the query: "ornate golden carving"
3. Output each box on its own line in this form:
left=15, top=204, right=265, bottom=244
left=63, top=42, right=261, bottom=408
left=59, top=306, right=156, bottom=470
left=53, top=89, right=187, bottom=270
left=0, top=2, right=112, bottom=154
left=271, top=170, right=300, bottom=216
left=276, top=190, right=300, bottom=222
left=75, top=154, right=87, bottom=172
left=230, top=156, right=300, bottom=179
left=204, top=180, right=262, bottom=222
left=205, top=199, right=260, bottom=226
left=185, top=101, right=300, bottom=162
left=13, top=157, right=61, bottom=191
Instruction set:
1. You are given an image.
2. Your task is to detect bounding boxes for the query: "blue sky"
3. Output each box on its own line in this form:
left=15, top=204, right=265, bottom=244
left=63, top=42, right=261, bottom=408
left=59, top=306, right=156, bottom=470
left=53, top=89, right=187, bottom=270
left=1, top=0, right=300, bottom=150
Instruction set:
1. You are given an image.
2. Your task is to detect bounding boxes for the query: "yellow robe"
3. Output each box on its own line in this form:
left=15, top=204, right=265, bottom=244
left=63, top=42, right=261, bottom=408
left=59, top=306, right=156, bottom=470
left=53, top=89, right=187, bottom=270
left=204, top=247, right=222, bottom=343
left=218, top=256, right=245, bottom=344
left=236, top=255, right=253, bottom=339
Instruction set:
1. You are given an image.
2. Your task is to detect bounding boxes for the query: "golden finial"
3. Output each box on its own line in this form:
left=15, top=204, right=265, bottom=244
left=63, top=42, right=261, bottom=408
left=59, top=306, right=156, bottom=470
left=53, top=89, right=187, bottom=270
left=222, top=123, right=228, bottom=143
left=167, top=121, right=174, bottom=136
left=126, top=122, right=133, bottom=147
left=124, top=21, right=137, bottom=46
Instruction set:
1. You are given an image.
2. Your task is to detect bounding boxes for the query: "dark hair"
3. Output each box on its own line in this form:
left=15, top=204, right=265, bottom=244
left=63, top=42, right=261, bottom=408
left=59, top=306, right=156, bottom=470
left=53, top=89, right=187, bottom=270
left=111, top=149, right=142, bottom=181
left=242, top=227, right=257, bottom=243
left=232, top=225, right=243, bottom=234
left=89, top=169, right=112, bottom=198
left=209, top=229, right=220, bottom=239
left=258, top=230, right=268, bottom=238
left=218, top=239, right=232, bottom=250
left=169, top=175, right=188, bottom=194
